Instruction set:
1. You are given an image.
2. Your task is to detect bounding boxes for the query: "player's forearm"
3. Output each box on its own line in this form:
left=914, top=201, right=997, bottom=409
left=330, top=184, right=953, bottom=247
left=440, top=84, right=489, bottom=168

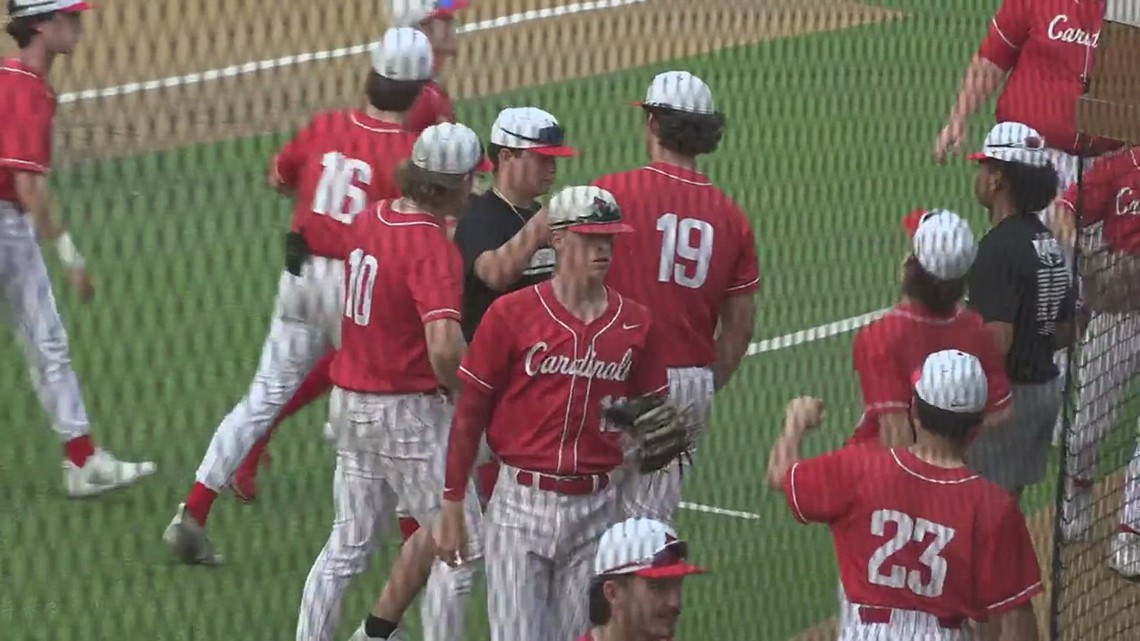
left=997, top=604, right=1039, bottom=641
left=713, top=297, right=755, bottom=391
left=983, top=321, right=1015, bottom=358
left=766, top=428, right=803, bottom=490
left=14, top=173, right=64, bottom=241
left=474, top=225, right=545, bottom=291
left=443, top=387, right=493, bottom=501
left=948, top=55, right=1006, bottom=124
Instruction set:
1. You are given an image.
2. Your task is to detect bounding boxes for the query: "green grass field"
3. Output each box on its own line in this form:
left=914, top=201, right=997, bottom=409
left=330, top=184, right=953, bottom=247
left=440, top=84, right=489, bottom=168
left=2, top=1, right=1115, bottom=639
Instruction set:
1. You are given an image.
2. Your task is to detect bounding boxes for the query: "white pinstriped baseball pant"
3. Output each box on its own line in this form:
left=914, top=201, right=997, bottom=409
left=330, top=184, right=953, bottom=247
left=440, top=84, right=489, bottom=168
left=295, top=388, right=484, bottom=641
left=619, top=366, right=715, bottom=524
left=484, top=463, right=624, bottom=641
left=0, top=203, right=91, bottom=441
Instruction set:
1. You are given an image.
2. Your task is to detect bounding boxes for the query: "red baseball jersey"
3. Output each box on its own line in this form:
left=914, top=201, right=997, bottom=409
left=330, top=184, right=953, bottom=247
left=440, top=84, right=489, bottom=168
left=403, top=80, right=456, bottom=134
left=330, top=200, right=463, bottom=394
left=594, top=162, right=761, bottom=368
left=271, top=110, right=417, bottom=241
left=978, top=0, right=1116, bottom=156
left=458, top=282, right=670, bottom=474
left=851, top=302, right=1012, bottom=444
left=785, top=445, right=1042, bottom=622
left=1059, top=146, right=1140, bottom=254
left=0, top=59, right=56, bottom=206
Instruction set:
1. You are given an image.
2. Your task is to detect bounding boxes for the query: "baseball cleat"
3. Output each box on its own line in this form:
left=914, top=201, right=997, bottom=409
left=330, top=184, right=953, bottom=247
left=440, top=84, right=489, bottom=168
left=347, top=622, right=404, bottom=641
left=1108, top=532, right=1140, bottom=581
left=1060, top=480, right=1093, bottom=543
left=63, top=449, right=157, bottom=498
left=163, top=503, right=224, bottom=566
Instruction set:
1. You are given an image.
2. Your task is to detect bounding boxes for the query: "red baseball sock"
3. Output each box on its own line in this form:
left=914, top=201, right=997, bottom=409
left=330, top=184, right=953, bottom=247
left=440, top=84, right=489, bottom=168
left=186, top=483, right=218, bottom=526
left=64, top=435, right=96, bottom=467
left=477, top=461, right=500, bottom=507
left=236, top=350, right=336, bottom=475
left=1122, top=525, right=1140, bottom=537
left=399, top=517, right=421, bottom=542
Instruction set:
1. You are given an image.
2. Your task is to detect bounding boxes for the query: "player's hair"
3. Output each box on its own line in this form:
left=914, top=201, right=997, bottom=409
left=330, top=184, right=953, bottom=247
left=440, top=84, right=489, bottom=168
left=6, top=13, right=54, bottom=48
left=394, top=159, right=470, bottom=211
left=986, top=158, right=1060, bottom=216
left=364, top=72, right=428, bottom=113
left=644, top=105, right=725, bottom=157
left=487, top=143, right=522, bottom=172
left=913, top=396, right=983, bottom=444
left=588, top=577, right=617, bottom=626
left=900, top=255, right=966, bottom=317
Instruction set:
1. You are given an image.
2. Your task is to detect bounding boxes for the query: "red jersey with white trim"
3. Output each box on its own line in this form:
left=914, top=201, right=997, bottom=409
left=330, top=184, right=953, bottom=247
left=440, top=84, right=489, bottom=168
left=1058, top=147, right=1140, bottom=254
left=784, top=445, right=1042, bottom=622
left=851, top=302, right=1011, bottom=444
left=271, top=110, right=417, bottom=236
left=594, top=162, right=761, bottom=368
left=330, top=200, right=463, bottom=394
left=458, top=281, right=670, bottom=474
left=0, top=59, right=56, bottom=205
left=978, top=0, right=1116, bottom=156
left=404, top=80, right=456, bottom=134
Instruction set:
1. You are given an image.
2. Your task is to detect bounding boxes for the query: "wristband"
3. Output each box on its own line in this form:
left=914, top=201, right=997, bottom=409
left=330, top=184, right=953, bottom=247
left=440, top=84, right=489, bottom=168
left=55, top=232, right=86, bottom=269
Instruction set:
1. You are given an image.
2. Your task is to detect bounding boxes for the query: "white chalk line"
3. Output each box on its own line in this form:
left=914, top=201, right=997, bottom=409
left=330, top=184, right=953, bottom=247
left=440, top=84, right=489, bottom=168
left=57, top=0, right=646, bottom=105
left=680, top=306, right=889, bottom=520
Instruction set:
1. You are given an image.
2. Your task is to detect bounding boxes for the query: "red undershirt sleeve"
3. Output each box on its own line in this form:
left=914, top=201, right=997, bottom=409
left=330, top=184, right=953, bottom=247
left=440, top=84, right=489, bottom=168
left=443, top=385, right=495, bottom=501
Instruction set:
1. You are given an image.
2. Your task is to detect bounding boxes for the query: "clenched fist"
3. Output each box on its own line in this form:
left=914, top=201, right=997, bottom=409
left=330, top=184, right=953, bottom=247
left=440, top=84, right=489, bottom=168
left=783, top=396, right=825, bottom=436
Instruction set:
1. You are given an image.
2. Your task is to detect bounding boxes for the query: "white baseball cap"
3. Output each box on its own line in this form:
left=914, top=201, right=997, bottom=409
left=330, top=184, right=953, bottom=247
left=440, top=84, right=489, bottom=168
left=548, top=186, right=633, bottom=235
left=594, top=518, right=707, bottom=579
left=912, top=349, right=988, bottom=415
left=370, top=28, right=434, bottom=82
left=904, top=208, right=977, bottom=281
left=9, top=0, right=91, bottom=18
left=635, top=71, right=716, bottom=115
left=490, top=107, right=577, bottom=157
left=1108, top=0, right=1140, bottom=25
left=411, top=122, right=492, bottom=175
left=968, top=122, right=1052, bottom=168
left=388, top=0, right=468, bottom=27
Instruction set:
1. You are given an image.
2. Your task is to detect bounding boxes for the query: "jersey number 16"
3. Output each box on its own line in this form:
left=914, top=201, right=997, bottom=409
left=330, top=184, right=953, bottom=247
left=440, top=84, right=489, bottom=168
left=867, top=509, right=957, bottom=598
left=313, top=152, right=373, bottom=222
left=657, top=213, right=714, bottom=289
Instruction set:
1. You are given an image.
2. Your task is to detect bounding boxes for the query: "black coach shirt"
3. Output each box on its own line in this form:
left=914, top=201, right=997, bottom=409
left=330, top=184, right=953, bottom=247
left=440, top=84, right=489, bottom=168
left=967, top=214, right=1074, bottom=384
left=455, top=190, right=555, bottom=342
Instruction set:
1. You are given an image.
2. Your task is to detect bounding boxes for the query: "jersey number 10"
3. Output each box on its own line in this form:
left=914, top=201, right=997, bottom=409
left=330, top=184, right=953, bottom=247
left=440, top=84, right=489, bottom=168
left=312, top=152, right=373, bottom=222
left=867, top=509, right=957, bottom=598
left=657, top=213, right=714, bottom=289
left=345, top=249, right=379, bottom=327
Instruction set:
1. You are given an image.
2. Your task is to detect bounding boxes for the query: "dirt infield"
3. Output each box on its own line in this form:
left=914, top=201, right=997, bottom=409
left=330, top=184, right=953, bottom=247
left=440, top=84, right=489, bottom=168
left=3, top=0, right=896, bottom=161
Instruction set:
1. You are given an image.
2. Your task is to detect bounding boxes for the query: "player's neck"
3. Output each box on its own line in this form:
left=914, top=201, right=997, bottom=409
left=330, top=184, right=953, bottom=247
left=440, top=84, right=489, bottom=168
left=650, top=147, right=699, bottom=173
left=18, top=45, right=54, bottom=76
left=492, top=179, right=538, bottom=210
left=908, top=436, right=967, bottom=469
left=987, top=195, right=1020, bottom=226
left=551, top=273, right=608, bottom=322
left=593, top=621, right=648, bottom=641
left=363, top=104, right=404, bottom=126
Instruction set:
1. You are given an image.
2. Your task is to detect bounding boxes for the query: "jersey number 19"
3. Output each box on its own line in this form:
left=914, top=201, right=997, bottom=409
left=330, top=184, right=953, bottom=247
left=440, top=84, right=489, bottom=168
left=657, top=213, right=714, bottom=289
left=867, top=509, right=956, bottom=598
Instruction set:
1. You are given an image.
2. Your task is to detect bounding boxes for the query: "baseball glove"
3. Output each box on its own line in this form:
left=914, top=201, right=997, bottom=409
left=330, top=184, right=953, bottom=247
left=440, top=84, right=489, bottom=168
left=604, top=395, right=693, bottom=474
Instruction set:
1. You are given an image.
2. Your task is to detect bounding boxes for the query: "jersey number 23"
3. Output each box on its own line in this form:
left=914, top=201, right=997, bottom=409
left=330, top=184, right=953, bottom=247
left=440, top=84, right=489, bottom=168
left=867, top=509, right=957, bottom=598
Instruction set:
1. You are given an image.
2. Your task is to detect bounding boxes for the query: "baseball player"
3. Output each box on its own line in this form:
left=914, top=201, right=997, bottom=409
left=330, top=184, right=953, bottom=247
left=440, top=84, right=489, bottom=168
left=769, top=351, right=1042, bottom=641
left=230, top=0, right=473, bottom=494
left=437, top=186, right=673, bottom=641
left=594, top=70, right=760, bottom=523
left=2, top=0, right=156, bottom=496
left=582, top=517, right=706, bottom=641
left=934, top=0, right=1116, bottom=435
left=1049, top=147, right=1140, bottom=575
left=295, top=122, right=490, bottom=641
left=163, top=28, right=433, bottom=565
left=851, top=208, right=1011, bottom=448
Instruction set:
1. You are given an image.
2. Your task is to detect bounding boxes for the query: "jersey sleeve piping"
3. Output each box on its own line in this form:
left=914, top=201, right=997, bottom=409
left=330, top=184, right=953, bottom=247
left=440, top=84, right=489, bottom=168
left=990, top=391, right=1013, bottom=409
left=986, top=581, right=1043, bottom=614
left=726, top=276, right=761, bottom=294
left=0, top=158, right=49, bottom=173
left=785, top=462, right=809, bottom=524
left=422, top=308, right=461, bottom=322
left=458, top=365, right=494, bottom=392
left=991, top=19, right=1020, bottom=50
left=866, top=401, right=909, bottom=412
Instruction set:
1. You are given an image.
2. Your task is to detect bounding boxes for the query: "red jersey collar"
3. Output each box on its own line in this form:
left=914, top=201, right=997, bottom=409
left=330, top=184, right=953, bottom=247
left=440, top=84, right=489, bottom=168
left=1, top=57, right=50, bottom=83
left=375, top=199, right=441, bottom=228
left=352, top=110, right=404, bottom=133
left=644, top=161, right=711, bottom=186
left=535, top=280, right=621, bottom=329
left=893, top=299, right=962, bottom=324
left=891, top=448, right=980, bottom=485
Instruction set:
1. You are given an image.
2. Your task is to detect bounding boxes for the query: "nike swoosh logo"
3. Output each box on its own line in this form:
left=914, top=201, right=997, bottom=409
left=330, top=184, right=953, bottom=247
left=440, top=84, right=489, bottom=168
left=622, top=323, right=641, bottom=331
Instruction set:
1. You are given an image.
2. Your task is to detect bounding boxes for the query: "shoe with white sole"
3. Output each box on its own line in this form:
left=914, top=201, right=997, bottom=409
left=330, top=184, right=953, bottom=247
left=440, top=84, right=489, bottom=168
left=162, top=503, right=224, bottom=566
left=1060, top=480, right=1093, bottom=543
left=1109, top=531, right=1140, bottom=581
left=63, top=449, right=156, bottom=498
left=348, top=622, right=404, bottom=641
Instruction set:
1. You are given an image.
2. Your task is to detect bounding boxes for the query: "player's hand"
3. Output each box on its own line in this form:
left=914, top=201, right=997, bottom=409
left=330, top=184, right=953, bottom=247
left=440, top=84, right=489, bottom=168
left=933, top=117, right=965, bottom=164
left=434, top=499, right=468, bottom=568
left=528, top=208, right=552, bottom=244
left=783, top=396, right=824, bottom=435
left=66, top=266, right=95, bottom=303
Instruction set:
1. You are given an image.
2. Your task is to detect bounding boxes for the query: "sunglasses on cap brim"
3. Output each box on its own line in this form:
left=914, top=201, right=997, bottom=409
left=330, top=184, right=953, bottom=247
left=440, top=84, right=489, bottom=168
left=551, top=197, right=633, bottom=234
left=499, top=124, right=577, bottom=157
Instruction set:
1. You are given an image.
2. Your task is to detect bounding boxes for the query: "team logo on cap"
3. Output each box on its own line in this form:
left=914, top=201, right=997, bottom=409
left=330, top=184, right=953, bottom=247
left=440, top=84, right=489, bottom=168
left=1024, top=135, right=1044, bottom=149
